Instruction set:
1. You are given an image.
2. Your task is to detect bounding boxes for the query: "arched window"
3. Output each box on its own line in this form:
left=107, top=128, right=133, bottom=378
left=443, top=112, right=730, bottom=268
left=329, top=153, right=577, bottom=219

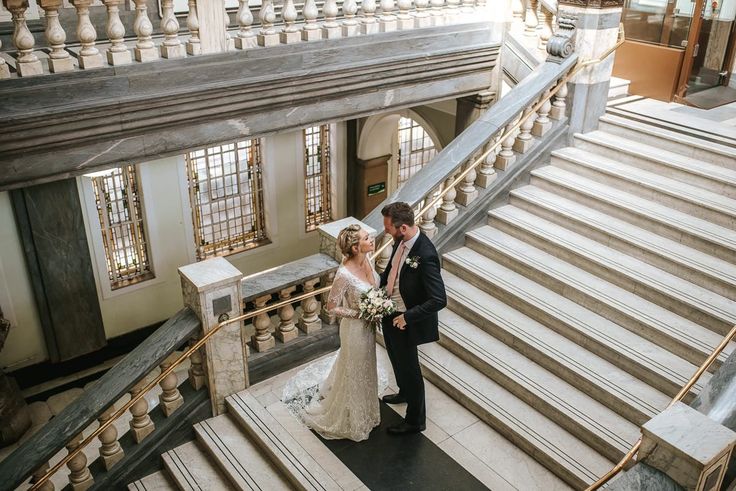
left=397, top=117, right=437, bottom=188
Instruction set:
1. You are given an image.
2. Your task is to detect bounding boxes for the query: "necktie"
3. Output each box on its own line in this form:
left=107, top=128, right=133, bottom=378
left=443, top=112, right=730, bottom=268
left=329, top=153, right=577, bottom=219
left=386, top=242, right=406, bottom=296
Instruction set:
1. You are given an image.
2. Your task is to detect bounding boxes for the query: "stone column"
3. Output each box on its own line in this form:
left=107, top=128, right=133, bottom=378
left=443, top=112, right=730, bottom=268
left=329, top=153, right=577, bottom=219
left=318, top=217, right=377, bottom=264
left=196, top=0, right=229, bottom=53
left=556, top=0, right=623, bottom=136
left=179, top=257, right=248, bottom=415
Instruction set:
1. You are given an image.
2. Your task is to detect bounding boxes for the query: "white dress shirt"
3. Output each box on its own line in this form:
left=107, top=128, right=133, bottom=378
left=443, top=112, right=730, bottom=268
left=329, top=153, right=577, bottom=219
left=389, top=231, right=420, bottom=312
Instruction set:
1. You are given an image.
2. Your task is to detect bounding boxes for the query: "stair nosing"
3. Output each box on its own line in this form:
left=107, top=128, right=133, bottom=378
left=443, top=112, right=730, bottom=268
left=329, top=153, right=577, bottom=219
left=195, top=418, right=263, bottom=491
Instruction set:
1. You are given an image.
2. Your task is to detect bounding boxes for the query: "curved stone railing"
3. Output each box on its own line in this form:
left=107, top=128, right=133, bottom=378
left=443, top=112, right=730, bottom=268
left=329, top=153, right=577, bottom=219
left=0, top=0, right=490, bottom=79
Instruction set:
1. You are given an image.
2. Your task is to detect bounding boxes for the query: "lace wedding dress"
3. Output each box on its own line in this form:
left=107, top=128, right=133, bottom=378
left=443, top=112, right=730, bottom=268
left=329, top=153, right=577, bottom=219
left=282, top=265, right=387, bottom=442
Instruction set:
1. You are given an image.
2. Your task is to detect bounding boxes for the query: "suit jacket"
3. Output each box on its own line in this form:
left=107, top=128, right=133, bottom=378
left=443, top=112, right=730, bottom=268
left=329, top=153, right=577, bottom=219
left=380, top=231, right=447, bottom=345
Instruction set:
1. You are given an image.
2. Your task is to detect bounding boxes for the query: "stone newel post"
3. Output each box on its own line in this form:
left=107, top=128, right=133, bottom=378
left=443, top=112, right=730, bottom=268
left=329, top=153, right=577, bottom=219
left=318, top=217, right=377, bottom=264
left=179, top=257, right=248, bottom=415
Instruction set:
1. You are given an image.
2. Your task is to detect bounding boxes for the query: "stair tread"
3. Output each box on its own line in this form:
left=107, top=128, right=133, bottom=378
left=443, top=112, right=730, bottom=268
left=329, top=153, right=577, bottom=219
left=227, top=390, right=341, bottom=491
left=163, top=441, right=235, bottom=491
left=475, top=198, right=735, bottom=365
left=488, top=203, right=736, bottom=329
left=128, top=471, right=177, bottom=491
left=531, top=165, right=736, bottom=252
left=418, top=338, right=613, bottom=488
left=576, top=130, right=736, bottom=187
left=552, top=146, right=736, bottom=218
left=445, top=244, right=708, bottom=395
left=438, top=307, right=640, bottom=457
left=440, top=269, right=670, bottom=421
left=599, top=113, right=736, bottom=162
left=511, top=184, right=736, bottom=288
left=195, top=414, right=291, bottom=491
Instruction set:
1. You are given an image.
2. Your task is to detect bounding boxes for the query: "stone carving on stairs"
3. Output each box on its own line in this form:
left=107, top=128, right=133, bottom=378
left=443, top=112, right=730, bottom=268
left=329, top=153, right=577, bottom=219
left=546, top=13, right=576, bottom=64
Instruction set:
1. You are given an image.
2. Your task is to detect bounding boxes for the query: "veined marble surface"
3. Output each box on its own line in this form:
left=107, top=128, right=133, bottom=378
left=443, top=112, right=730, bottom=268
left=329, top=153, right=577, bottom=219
left=241, top=253, right=339, bottom=302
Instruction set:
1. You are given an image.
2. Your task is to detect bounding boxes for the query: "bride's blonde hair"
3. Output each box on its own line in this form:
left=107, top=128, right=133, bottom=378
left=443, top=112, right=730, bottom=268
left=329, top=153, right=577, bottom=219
left=337, top=224, right=362, bottom=260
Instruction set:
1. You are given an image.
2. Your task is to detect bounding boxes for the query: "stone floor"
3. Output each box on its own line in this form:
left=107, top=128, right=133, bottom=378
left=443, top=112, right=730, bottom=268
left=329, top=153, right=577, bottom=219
left=612, top=97, right=736, bottom=135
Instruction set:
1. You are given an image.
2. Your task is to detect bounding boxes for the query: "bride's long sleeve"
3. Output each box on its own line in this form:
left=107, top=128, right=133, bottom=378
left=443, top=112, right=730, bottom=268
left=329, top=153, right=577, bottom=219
left=326, top=272, right=360, bottom=319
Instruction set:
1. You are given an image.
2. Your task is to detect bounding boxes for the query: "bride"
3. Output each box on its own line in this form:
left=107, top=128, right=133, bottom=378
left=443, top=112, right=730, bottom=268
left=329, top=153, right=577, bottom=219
left=283, top=224, right=383, bottom=442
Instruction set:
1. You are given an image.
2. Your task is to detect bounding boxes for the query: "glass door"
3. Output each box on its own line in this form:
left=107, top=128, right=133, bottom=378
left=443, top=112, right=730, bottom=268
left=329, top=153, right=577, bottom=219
left=686, top=0, right=736, bottom=94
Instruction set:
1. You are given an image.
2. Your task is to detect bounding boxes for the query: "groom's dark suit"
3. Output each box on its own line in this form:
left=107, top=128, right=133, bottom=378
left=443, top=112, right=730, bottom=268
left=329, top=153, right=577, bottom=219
left=380, top=231, right=447, bottom=427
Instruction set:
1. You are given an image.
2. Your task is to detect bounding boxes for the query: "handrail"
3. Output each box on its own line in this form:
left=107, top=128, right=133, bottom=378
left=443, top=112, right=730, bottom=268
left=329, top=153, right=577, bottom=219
left=371, top=23, right=625, bottom=260
left=586, top=324, right=736, bottom=490
left=28, top=284, right=331, bottom=491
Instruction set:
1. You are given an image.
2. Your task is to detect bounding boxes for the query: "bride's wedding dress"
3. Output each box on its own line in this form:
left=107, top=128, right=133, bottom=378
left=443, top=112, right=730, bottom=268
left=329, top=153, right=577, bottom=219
left=282, top=265, right=386, bottom=442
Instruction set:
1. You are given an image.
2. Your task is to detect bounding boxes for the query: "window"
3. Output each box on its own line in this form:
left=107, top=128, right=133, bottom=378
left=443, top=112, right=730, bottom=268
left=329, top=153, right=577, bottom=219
left=186, top=138, right=268, bottom=260
left=90, top=165, right=153, bottom=289
left=397, top=117, right=437, bottom=187
left=303, top=125, right=333, bottom=232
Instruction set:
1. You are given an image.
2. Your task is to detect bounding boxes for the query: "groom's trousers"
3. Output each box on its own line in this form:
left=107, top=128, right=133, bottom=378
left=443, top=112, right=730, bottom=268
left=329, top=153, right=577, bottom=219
left=384, top=312, right=426, bottom=427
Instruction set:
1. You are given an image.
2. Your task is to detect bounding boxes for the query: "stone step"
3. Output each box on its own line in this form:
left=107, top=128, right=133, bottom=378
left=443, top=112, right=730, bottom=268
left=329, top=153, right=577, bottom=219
left=470, top=204, right=734, bottom=370
left=530, top=165, right=736, bottom=262
left=444, top=244, right=706, bottom=401
left=607, top=77, right=630, bottom=100
left=598, top=113, right=736, bottom=169
left=226, top=390, right=341, bottom=491
left=127, top=471, right=177, bottom=491
left=509, top=184, right=736, bottom=301
left=550, top=147, right=736, bottom=230
left=440, top=269, right=670, bottom=425
left=162, top=441, right=235, bottom=491
left=417, top=339, right=613, bottom=489
left=486, top=204, right=736, bottom=336
left=194, top=414, right=291, bottom=491
left=573, top=130, right=736, bottom=198
left=437, top=307, right=639, bottom=462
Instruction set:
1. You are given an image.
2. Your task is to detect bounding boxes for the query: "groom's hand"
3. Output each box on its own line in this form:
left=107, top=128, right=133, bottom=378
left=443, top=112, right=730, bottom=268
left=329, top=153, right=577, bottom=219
left=392, top=314, right=407, bottom=330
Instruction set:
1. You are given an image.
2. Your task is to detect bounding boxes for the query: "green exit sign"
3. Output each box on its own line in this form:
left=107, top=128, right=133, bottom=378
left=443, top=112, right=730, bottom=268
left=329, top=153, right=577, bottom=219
left=367, top=182, right=386, bottom=196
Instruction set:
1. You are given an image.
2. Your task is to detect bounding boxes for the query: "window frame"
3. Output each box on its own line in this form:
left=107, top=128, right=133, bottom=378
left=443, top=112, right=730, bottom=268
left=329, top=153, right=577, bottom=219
left=303, top=124, right=334, bottom=233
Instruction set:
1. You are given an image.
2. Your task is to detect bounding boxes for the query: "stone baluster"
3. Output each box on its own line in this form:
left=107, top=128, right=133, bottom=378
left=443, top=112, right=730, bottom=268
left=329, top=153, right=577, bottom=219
left=301, top=0, right=321, bottom=40
left=460, top=0, right=472, bottom=14
left=539, top=7, right=553, bottom=48
left=224, top=9, right=233, bottom=50
left=235, top=0, right=256, bottom=48
left=133, top=0, right=158, bottom=62
left=413, top=0, right=430, bottom=28
left=455, top=160, right=478, bottom=206
left=186, top=0, right=201, bottom=54
left=98, top=406, right=124, bottom=470
left=430, top=0, right=444, bottom=26
left=66, top=434, right=93, bottom=491
left=550, top=80, right=568, bottom=120
left=158, top=354, right=184, bottom=416
left=524, top=0, right=538, bottom=36
left=128, top=382, right=155, bottom=443
left=513, top=104, right=536, bottom=153
left=103, top=0, right=132, bottom=65
left=5, top=0, right=43, bottom=77
left=512, top=0, right=524, bottom=19
left=188, top=339, right=206, bottom=390
left=533, top=89, right=552, bottom=136
left=379, top=0, right=397, bottom=32
left=419, top=190, right=439, bottom=238
left=495, top=119, right=518, bottom=170
left=159, top=0, right=185, bottom=58
left=319, top=272, right=337, bottom=324
left=396, top=0, right=412, bottom=29
left=275, top=286, right=298, bottom=343
left=30, top=463, right=54, bottom=491
left=38, top=0, right=73, bottom=73
left=342, top=0, right=358, bottom=36
left=436, top=175, right=458, bottom=224
left=71, top=0, right=103, bottom=69
left=280, top=0, right=300, bottom=43
left=252, top=294, right=275, bottom=351
left=298, top=278, right=322, bottom=333
left=476, top=0, right=485, bottom=8
left=257, top=0, right=278, bottom=46
left=360, top=0, right=378, bottom=34
left=476, top=135, right=499, bottom=187
left=445, top=0, right=459, bottom=21
left=375, top=236, right=393, bottom=274
left=322, top=0, right=340, bottom=38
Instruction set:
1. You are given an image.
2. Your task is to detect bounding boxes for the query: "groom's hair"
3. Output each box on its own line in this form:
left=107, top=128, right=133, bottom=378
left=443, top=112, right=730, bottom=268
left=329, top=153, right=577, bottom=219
left=381, top=202, right=415, bottom=227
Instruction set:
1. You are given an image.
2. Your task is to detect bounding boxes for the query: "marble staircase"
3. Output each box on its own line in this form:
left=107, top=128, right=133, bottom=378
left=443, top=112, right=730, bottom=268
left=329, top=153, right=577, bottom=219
left=418, top=105, right=736, bottom=489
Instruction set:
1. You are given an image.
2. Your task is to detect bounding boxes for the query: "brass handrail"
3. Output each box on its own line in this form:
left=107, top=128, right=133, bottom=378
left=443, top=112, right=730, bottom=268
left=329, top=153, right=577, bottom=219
left=586, top=324, right=736, bottom=491
left=30, top=284, right=332, bottom=490
left=372, top=23, right=626, bottom=260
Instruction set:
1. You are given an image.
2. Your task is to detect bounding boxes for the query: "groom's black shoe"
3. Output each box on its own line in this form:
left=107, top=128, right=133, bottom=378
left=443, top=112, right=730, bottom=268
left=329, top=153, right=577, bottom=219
left=382, top=393, right=407, bottom=404
left=387, top=422, right=426, bottom=435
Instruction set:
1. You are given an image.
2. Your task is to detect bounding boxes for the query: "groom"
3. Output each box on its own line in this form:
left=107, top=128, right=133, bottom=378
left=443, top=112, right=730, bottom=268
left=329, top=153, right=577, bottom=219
left=380, top=202, right=447, bottom=435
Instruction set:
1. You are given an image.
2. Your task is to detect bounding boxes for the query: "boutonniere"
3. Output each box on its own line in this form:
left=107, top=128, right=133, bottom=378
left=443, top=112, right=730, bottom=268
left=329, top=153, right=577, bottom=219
left=405, top=256, right=420, bottom=269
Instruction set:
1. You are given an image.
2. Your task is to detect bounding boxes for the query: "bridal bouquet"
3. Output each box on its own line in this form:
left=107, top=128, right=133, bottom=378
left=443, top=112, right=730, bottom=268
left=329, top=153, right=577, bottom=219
left=359, top=287, right=397, bottom=329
